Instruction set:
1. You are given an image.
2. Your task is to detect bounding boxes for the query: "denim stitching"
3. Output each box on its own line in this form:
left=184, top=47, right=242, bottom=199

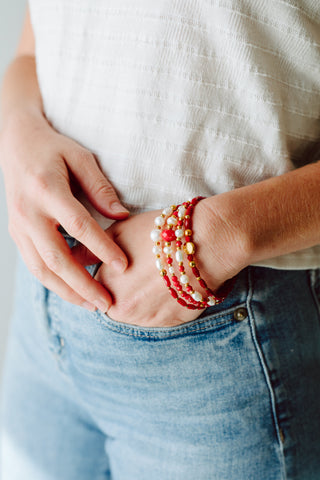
left=246, top=267, right=287, bottom=479
left=92, top=305, right=246, bottom=339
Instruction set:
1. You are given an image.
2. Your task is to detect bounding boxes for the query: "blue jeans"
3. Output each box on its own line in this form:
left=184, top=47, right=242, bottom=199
left=1, top=237, right=320, bottom=480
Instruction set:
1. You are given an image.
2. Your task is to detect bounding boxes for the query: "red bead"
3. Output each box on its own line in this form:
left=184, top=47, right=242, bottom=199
left=187, top=304, right=197, bottom=310
left=163, top=276, right=171, bottom=287
left=177, top=220, right=183, bottom=226
left=176, top=285, right=183, bottom=291
left=199, top=279, right=207, bottom=288
left=176, top=241, right=182, bottom=247
left=185, top=218, right=192, bottom=228
left=166, top=257, right=173, bottom=264
left=186, top=206, right=193, bottom=215
left=172, top=275, right=178, bottom=282
left=161, top=229, right=176, bottom=242
left=192, top=267, right=200, bottom=277
left=169, top=288, right=178, bottom=299
left=177, top=298, right=187, bottom=307
left=181, top=292, right=189, bottom=299
left=186, top=286, right=193, bottom=292
left=187, top=255, right=193, bottom=261
left=185, top=236, right=191, bottom=242
left=179, top=266, right=184, bottom=272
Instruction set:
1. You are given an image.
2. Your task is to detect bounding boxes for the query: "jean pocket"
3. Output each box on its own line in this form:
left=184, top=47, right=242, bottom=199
left=93, top=299, right=249, bottom=341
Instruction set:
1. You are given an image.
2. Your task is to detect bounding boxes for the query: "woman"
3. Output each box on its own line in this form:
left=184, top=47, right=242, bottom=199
left=0, top=1, right=320, bottom=478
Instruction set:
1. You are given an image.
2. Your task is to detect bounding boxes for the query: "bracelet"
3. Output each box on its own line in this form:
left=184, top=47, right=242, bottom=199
left=150, top=197, right=234, bottom=309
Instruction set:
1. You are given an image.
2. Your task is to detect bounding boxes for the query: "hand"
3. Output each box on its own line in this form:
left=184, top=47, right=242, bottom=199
left=0, top=109, right=129, bottom=312
left=79, top=201, right=243, bottom=327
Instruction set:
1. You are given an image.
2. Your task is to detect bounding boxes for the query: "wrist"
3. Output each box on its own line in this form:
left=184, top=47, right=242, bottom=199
left=192, top=195, right=251, bottom=287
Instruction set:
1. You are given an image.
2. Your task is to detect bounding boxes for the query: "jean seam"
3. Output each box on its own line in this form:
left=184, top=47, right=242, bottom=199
left=307, top=269, right=320, bottom=322
left=93, top=307, right=242, bottom=339
left=246, top=267, right=287, bottom=480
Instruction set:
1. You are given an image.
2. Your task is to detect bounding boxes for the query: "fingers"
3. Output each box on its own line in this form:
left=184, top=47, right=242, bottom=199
left=29, top=218, right=113, bottom=312
left=49, top=187, right=128, bottom=273
left=13, top=233, right=98, bottom=311
left=63, top=145, right=129, bottom=219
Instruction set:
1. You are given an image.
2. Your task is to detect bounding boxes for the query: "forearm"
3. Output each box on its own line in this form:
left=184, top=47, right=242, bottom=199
left=204, top=161, right=320, bottom=266
left=0, top=55, right=44, bottom=129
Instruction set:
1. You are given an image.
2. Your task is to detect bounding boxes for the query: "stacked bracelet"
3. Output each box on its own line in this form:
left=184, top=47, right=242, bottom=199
left=150, top=197, right=234, bottom=310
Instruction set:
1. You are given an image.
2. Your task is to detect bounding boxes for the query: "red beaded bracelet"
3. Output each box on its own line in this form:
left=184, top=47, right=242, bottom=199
left=150, top=197, right=235, bottom=309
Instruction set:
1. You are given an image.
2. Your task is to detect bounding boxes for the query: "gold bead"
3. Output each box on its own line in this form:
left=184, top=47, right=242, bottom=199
left=160, top=269, right=167, bottom=276
left=185, top=229, right=192, bottom=236
left=189, top=261, right=196, bottom=267
left=184, top=242, right=196, bottom=254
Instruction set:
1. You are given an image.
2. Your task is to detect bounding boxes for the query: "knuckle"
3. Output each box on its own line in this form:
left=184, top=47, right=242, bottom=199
left=29, top=262, right=46, bottom=281
left=94, top=178, right=115, bottom=198
left=66, top=213, right=91, bottom=238
left=43, top=249, right=64, bottom=273
left=12, top=196, right=28, bottom=220
left=76, top=148, right=94, bottom=165
left=29, top=172, right=52, bottom=195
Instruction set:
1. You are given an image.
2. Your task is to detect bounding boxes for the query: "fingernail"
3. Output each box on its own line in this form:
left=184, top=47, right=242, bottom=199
left=94, top=299, right=109, bottom=312
left=111, top=258, right=127, bottom=273
left=110, top=202, right=129, bottom=214
left=82, top=301, right=97, bottom=312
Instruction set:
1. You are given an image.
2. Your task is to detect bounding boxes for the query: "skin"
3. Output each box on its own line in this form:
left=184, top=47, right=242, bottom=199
left=0, top=7, right=130, bottom=313
left=74, top=164, right=320, bottom=327
left=2, top=7, right=320, bottom=327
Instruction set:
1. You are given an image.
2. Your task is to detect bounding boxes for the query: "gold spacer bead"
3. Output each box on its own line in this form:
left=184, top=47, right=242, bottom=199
left=189, top=261, right=196, bottom=267
left=196, top=277, right=201, bottom=281
left=185, top=229, right=192, bottom=236
left=171, top=205, right=177, bottom=210
left=160, top=269, right=167, bottom=276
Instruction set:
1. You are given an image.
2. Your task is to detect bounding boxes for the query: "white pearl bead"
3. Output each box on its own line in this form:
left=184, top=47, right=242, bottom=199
left=178, top=206, right=186, bottom=218
left=169, top=266, right=175, bottom=274
left=150, top=229, right=161, bottom=242
left=162, top=206, right=173, bottom=216
left=192, top=291, right=203, bottom=302
left=207, top=296, right=216, bottom=306
left=175, top=250, right=183, bottom=262
left=155, top=216, right=165, bottom=227
left=175, top=229, right=184, bottom=238
left=155, top=259, right=164, bottom=270
left=180, top=274, right=189, bottom=284
left=152, top=245, right=162, bottom=255
left=167, top=216, right=177, bottom=226
left=163, top=246, right=172, bottom=255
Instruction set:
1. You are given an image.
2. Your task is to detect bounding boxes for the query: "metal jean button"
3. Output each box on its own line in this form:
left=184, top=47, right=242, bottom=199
left=233, top=307, right=248, bottom=322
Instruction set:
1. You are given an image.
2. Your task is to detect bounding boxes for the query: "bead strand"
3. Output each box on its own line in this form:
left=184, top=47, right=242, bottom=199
left=151, top=197, right=234, bottom=309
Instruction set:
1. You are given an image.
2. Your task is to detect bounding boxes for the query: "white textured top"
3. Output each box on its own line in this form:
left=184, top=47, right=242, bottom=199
left=28, top=0, right=320, bottom=269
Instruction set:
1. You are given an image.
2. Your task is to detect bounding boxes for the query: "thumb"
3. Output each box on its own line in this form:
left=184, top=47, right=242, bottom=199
left=65, top=146, right=130, bottom=219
